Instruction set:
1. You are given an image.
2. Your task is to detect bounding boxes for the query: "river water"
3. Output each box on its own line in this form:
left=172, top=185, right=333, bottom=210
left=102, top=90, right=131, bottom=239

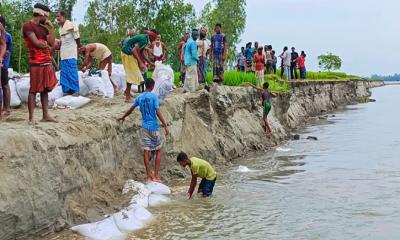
left=129, top=85, right=400, bottom=240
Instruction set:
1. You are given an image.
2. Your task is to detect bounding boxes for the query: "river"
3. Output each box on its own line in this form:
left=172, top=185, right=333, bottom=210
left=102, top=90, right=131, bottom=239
left=129, top=85, right=400, bottom=240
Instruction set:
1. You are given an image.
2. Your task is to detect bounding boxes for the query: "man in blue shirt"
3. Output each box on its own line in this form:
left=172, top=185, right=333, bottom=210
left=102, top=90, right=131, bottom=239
left=0, top=16, right=11, bottom=116
left=118, top=78, right=170, bottom=182
left=183, top=29, right=199, bottom=92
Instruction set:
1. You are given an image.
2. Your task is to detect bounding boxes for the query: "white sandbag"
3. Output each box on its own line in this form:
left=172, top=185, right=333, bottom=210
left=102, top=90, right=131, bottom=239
left=99, top=70, right=114, bottom=98
left=130, top=204, right=153, bottom=222
left=111, top=63, right=126, bottom=91
left=152, top=62, right=174, bottom=102
left=9, top=80, right=22, bottom=107
left=122, top=180, right=151, bottom=208
left=83, top=75, right=106, bottom=96
left=148, top=194, right=170, bottom=207
left=77, top=71, right=89, bottom=96
left=8, top=68, right=14, bottom=79
left=15, top=78, right=30, bottom=103
left=113, top=205, right=152, bottom=233
left=71, top=217, right=126, bottom=240
left=145, top=182, right=171, bottom=195
left=36, top=85, right=64, bottom=108
left=55, top=95, right=91, bottom=109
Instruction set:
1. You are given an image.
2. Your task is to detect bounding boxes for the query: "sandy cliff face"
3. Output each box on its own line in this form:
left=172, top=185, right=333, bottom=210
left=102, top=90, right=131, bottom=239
left=0, top=80, right=382, bottom=239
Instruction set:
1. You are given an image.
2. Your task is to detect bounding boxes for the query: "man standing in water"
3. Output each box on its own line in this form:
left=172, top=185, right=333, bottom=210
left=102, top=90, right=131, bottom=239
left=22, top=3, right=58, bottom=123
left=118, top=78, right=169, bottom=182
left=56, top=10, right=81, bottom=96
left=210, top=23, right=227, bottom=84
left=177, top=152, right=217, bottom=198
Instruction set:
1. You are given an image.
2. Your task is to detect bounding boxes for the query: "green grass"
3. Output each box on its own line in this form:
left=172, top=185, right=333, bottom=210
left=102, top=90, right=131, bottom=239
left=275, top=69, right=361, bottom=80
left=154, top=69, right=360, bottom=93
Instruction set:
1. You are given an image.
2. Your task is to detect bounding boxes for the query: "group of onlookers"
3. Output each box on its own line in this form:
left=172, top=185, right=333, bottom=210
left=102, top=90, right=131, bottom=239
left=176, top=24, right=228, bottom=92
left=236, top=42, right=307, bottom=85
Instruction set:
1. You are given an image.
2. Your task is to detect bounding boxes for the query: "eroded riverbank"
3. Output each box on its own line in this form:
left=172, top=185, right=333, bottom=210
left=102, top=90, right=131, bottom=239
left=0, top=80, right=382, bottom=239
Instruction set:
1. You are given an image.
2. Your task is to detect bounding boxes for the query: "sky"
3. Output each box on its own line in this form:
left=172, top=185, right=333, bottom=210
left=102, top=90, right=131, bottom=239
left=73, top=0, right=400, bottom=76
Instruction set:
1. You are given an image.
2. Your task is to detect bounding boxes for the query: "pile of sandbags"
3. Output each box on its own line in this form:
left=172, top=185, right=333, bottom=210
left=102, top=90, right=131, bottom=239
left=151, top=62, right=174, bottom=102
left=71, top=180, right=171, bottom=240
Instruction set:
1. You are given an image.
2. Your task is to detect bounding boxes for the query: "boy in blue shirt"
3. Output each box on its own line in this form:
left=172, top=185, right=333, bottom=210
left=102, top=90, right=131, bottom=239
left=118, top=78, right=170, bottom=182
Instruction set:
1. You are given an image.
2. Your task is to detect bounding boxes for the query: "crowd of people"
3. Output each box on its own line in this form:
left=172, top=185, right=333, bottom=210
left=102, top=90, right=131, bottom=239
left=236, top=42, right=307, bottom=84
left=0, top=4, right=280, bottom=194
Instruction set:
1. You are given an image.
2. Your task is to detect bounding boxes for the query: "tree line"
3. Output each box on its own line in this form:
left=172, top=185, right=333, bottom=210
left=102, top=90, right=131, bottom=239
left=0, top=0, right=246, bottom=73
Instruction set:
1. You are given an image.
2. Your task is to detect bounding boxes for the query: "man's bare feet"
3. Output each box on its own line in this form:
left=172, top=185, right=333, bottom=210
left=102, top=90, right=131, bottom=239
left=146, top=175, right=155, bottom=182
left=124, top=92, right=133, bottom=103
left=28, top=120, right=38, bottom=125
left=2, top=110, right=10, bottom=117
left=40, top=116, right=58, bottom=123
left=153, top=176, right=162, bottom=183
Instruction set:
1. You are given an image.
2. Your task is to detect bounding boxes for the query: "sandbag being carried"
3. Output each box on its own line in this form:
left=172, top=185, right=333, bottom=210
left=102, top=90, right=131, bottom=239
left=152, top=62, right=174, bottom=102
left=9, top=80, right=22, bottom=107
left=148, top=194, right=170, bottom=207
left=54, top=95, right=91, bottom=109
left=113, top=205, right=152, bottom=233
left=71, top=217, right=126, bottom=240
left=145, top=182, right=171, bottom=195
left=15, top=78, right=30, bottom=103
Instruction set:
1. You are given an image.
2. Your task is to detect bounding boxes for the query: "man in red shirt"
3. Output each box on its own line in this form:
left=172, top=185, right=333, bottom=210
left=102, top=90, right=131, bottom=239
left=22, top=3, right=58, bottom=124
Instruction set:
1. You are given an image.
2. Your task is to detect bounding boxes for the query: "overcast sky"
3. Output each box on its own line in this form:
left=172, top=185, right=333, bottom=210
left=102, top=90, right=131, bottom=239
left=73, top=0, right=400, bottom=76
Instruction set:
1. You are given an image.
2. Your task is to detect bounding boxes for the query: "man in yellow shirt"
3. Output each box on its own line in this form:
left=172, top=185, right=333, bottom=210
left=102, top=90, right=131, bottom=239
left=177, top=152, right=217, bottom=198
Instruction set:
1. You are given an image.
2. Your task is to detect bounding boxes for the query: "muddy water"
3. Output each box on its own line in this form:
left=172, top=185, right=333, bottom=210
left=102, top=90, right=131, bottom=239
left=130, top=85, right=400, bottom=240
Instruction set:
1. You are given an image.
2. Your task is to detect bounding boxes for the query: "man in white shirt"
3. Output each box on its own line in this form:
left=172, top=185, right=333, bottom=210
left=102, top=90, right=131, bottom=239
left=280, top=46, right=291, bottom=80
left=56, top=10, right=81, bottom=96
left=196, top=27, right=211, bottom=84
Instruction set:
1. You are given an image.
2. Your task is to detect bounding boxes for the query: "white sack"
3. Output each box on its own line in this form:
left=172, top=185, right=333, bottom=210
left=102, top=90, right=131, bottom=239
left=83, top=75, right=106, bottom=96
left=55, top=95, right=91, bottom=109
left=99, top=70, right=114, bottom=98
left=152, top=62, right=174, bottom=102
left=148, top=194, right=170, bottom=207
left=9, top=80, right=22, bottom=107
left=71, top=217, right=126, bottom=240
left=145, top=182, right=171, bottom=195
left=15, top=78, right=30, bottom=103
left=113, top=205, right=152, bottom=233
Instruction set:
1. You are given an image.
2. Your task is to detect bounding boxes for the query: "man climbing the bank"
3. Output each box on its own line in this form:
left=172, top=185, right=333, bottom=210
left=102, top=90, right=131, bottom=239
left=118, top=78, right=169, bottom=182
left=22, top=3, right=58, bottom=123
left=121, top=28, right=158, bottom=102
left=177, top=152, right=217, bottom=198
left=252, top=82, right=276, bottom=137
left=56, top=10, right=81, bottom=96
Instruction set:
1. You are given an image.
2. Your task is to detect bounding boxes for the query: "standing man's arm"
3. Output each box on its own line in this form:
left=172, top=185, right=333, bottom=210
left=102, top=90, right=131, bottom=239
left=209, top=35, right=214, bottom=62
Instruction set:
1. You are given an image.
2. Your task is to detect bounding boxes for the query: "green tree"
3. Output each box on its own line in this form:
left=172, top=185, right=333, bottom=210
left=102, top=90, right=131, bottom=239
left=199, top=0, right=246, bottom=60
left=318, top=52, right=342, bottom=71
